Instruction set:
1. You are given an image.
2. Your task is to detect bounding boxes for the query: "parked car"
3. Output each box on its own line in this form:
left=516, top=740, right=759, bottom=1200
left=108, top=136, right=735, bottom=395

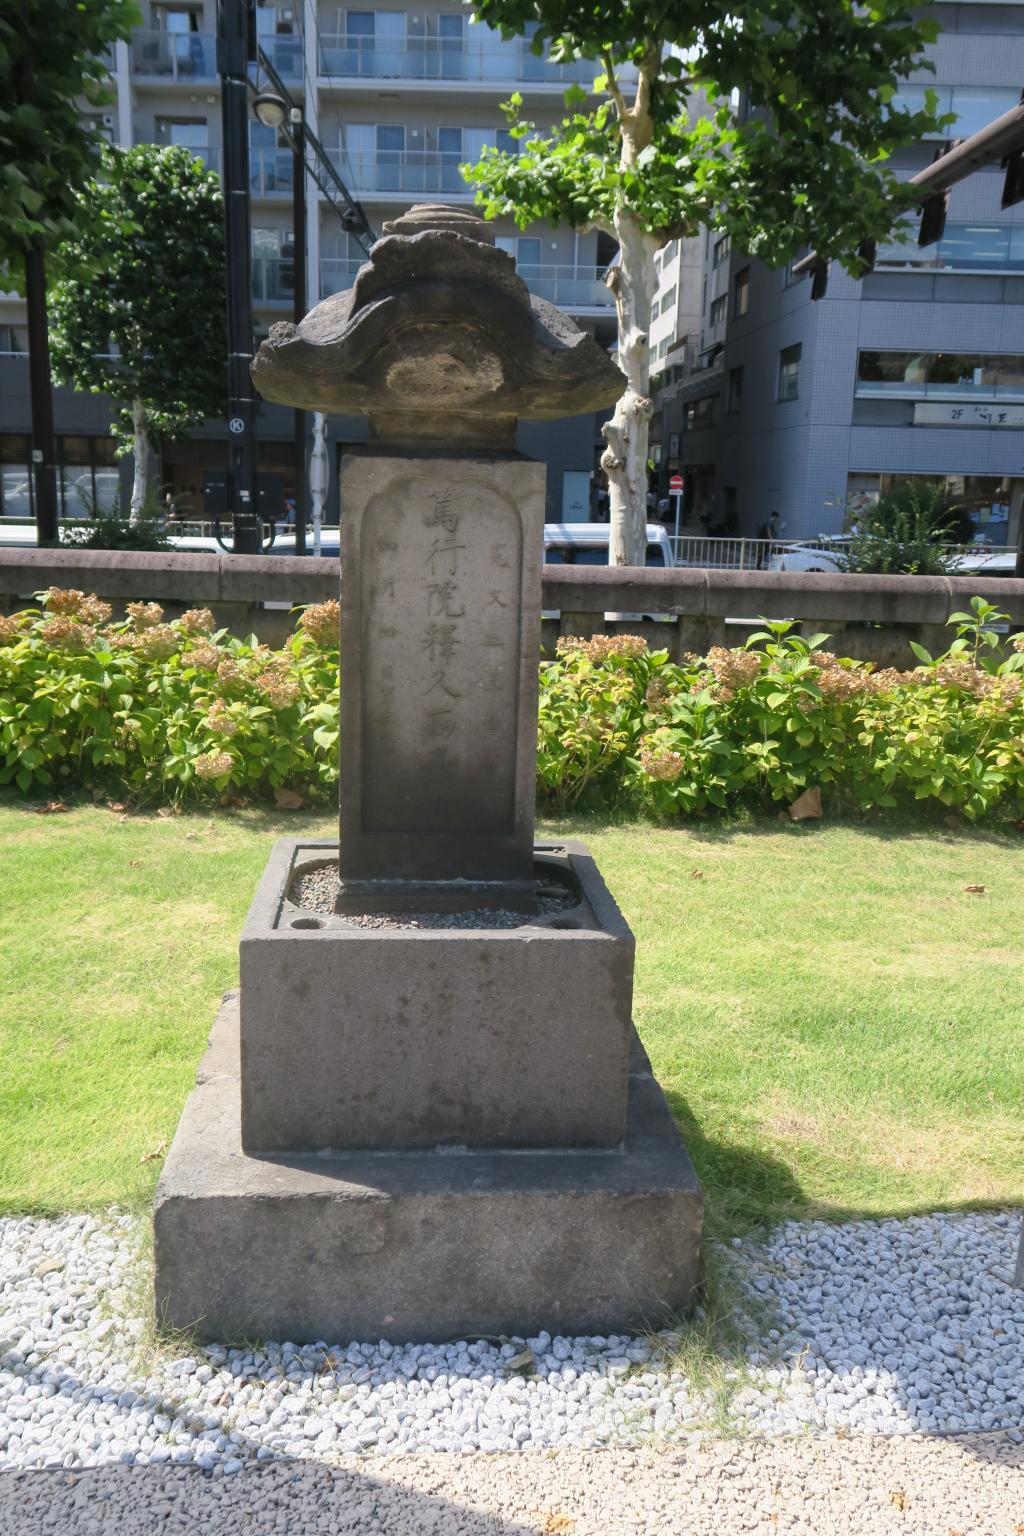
left=768, top=537, right=1016, bottom=576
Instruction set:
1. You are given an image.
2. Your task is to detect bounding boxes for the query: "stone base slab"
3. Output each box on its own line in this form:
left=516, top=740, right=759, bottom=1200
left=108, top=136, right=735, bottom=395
left=154, top=994, right=704, bottom=1343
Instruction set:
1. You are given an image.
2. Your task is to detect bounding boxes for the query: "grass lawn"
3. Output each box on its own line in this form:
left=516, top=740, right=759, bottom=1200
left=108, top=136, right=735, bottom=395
left=1, top=799, right=1021, bottom=1229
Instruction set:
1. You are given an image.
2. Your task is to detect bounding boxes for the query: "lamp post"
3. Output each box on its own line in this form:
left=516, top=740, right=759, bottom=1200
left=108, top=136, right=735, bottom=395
left=253, top=87, right=306, bottom=554
left=217, top=0, right=261, bottom=554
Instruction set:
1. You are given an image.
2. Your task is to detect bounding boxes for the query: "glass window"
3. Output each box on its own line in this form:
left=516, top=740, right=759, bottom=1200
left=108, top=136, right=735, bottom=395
left=496, top=128, right=516, bottom=155
left=733, top=267, right=749, bottom=317
left=516, top=237, right=541, bottom=272
left=347, top=10, right=374, bottom=38
left=437, top=13, right=463, bottom=40
left=728, top=366, right=744, bottom=411
left=709, top=293, right=727, bottom=325
left=856, top=351, right=1024, bottom=399
left=712, top=234, right=730, bottom=268
left=0, top=326, right=27, bottom=354
left=778, top=344, right=801, bottom=401
left=1, top=466, right=33, bottom=518
left=950, top=88, right=1020, bottom=140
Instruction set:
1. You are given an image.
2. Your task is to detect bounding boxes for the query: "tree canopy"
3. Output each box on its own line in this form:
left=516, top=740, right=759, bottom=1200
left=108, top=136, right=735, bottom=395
left=0, top=0, right=139, bottom=285
left=468, top=0, right=948, bottom=269
left=463, top=0, right=949, bottom=562
left=49, top=144, right=227, bottom=513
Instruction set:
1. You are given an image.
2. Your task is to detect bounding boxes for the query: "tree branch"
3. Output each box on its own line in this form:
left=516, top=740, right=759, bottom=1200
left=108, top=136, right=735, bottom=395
left=601, top=49, right=629, bottom=125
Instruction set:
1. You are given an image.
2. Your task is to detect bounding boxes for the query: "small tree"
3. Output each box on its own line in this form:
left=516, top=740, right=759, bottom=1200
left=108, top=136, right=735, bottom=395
left=465, top=0, right=948, bottom=564
left=0, top=0, right=138, bottom=539
left=836, top=483, right=972, bottom=575
left=49, top=144, right=226, bottom=519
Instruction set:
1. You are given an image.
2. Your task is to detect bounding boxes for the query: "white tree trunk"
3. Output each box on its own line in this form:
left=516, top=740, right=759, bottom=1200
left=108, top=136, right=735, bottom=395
left=602, top=209, right=658, bottom=567
left=130, top=399, right=149, bottom=525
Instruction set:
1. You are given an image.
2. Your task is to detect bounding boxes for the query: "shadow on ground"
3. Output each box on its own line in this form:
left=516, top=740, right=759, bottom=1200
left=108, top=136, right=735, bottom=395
left=0, top=1461, right=543, bottom=1535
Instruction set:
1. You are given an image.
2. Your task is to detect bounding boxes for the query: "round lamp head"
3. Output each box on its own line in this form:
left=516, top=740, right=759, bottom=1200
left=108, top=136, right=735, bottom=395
left=253, top=90, right=289, bottom=132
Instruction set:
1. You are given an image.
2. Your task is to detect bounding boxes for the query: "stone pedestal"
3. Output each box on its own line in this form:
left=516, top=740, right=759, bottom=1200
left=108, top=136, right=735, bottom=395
left=154, top=204, right=704, bottom=1344
left=240, top=841, right=634, bottom=1152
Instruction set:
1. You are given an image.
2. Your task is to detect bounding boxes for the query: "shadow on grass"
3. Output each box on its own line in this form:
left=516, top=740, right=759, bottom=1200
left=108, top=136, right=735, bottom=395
left=666, top=1084, right=1024, bottom=1233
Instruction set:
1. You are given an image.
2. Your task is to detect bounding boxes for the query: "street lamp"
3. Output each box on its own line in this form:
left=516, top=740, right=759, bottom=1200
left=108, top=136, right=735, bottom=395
left=252, top=89, right=288, bottom=132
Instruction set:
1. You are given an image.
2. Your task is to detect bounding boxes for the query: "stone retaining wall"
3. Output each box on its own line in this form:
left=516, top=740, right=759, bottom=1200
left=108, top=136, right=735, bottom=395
left=3, top=548, right=1022, bottom=664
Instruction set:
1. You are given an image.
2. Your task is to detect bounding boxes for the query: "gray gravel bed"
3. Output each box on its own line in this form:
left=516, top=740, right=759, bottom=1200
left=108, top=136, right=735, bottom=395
left=0, top=1210, right=1021, bottom=1478
left=291, top=865, right=580, bottom=928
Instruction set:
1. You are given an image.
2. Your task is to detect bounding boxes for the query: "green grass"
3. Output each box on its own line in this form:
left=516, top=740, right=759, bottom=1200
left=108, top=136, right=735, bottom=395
left=1, top=799, right=1022, bottom=1227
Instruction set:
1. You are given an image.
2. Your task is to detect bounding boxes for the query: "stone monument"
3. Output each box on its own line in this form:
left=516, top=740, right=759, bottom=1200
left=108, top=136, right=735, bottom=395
left=154, top=205, right=703, bottom=1341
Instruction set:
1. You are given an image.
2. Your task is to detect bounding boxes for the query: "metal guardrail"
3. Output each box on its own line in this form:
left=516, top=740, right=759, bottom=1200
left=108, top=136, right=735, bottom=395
left=668, top=534, right=1017, bottom=571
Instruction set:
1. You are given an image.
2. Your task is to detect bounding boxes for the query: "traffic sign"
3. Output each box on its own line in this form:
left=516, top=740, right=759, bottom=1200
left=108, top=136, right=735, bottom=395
left=669, top=473, right=684, bottom=493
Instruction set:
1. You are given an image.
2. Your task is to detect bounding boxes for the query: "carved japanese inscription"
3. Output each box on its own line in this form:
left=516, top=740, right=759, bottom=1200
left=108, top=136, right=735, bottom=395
left=339, top=455, right=545, bottom=884
left=361, top=475, right=522, bottom=837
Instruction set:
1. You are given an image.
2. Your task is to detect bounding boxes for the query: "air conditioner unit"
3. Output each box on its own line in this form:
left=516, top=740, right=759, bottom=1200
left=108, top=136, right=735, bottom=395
left=102, top=114, right=115, bottom=129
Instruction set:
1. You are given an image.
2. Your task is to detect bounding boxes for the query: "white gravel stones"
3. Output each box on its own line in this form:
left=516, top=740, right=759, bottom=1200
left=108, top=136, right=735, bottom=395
left=1, top=1209, right=1021, bottom=1474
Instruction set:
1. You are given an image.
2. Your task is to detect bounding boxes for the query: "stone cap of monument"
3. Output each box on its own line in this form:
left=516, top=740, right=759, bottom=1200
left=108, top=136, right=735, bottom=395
left=251, top=203, right=624, bottom=447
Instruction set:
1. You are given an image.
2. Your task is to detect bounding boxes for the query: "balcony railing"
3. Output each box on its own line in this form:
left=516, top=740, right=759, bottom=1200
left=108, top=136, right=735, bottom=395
left=249, top=147, right=294, bottom=195
left=319, top=258, right=614, bottom=309
left=131, top=29, right=216, bottom=80
left=257, top=34, right=303, bottom=79
left=328, top=149, right=471, bottom=196
left=317, top=34, right=605, bottom=85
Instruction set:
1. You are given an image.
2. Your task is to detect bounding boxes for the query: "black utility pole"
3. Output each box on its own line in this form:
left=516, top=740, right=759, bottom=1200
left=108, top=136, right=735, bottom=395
left=217, top=0, right=261, bottom=553
left=291, top=107, right=307, bottom=556
left=24, top=241, right=58, bottom=544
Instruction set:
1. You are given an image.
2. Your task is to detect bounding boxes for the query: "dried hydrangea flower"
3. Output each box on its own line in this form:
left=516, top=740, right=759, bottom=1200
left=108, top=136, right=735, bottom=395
left=179, top=608, right=216, bottom=636
left=42, top=587, right=87, bottom=615
left=40, top=616, right=95, bottom=650
left=639, top=746, right=686, bottom=782
left=299, top=600, right=340, bottom=646
left=182, top=642, right=221, bottom=670
left=134, top=624, right=179, bottom=661
left=194, top=750, right=234, bottom=780
left=0, top=614, right=22, bottom=645
left=126, top=601, right=164, bottom=631
left=203, top=704, right=239, bottom=737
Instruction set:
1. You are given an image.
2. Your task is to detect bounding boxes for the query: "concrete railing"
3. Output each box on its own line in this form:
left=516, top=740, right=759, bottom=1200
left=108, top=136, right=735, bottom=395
left=2, top=548, right=1023, bottom=662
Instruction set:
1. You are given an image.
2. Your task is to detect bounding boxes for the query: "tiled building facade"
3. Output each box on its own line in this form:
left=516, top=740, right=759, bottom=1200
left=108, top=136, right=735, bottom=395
left=650, top=0, right=1024, bottom=546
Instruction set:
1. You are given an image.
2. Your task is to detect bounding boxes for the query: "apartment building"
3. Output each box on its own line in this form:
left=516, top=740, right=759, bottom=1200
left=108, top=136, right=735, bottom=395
left=0, top=2, right=619, bottom=525
left=650, top=1, right=1024, bottom=546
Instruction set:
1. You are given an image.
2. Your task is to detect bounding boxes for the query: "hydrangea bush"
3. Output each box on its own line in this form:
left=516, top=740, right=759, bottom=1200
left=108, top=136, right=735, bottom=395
left=0, top=591, right=340, bottom=802
left=2, top=590, right=1023, bottom=820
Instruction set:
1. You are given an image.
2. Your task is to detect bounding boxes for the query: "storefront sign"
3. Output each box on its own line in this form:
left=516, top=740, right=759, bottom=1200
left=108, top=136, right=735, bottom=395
left=913, top=402, right=1024, bottom=428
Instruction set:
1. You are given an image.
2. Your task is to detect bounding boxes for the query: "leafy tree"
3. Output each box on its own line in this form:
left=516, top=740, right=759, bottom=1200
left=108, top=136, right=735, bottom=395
left=49, top=144, right=226, bottom=519
left=0, top=0, right=138, bottom=539
left=464, top=0, right=949, bottom=564
left=836, top=482, right=971, bottom=575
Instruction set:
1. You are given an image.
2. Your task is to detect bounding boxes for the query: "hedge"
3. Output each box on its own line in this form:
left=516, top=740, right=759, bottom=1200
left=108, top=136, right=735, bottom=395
left=1, top=590, right=1023, bottom=820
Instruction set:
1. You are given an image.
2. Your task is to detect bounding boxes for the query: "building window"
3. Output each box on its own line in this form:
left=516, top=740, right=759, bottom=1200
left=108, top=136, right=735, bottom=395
left=0, top=326, right=28, bottom=354
left=712, top=234, right=731, bottom=268
left=0, top=434, right=32, bottom=519
left=658, top=285, right=677, bottom=318
left=732, top=267, right=749, bottom=318
left=683, top=393, right=717, bottom=430
left=727, top=366, right=744, bottom=412
left=709, top=293, right=727, bottom=326
left=856, top=350, right=1024, bottom=399
left=778, top=344, right=801, bottom=401
left=876, top=220, right=1024, bottom=273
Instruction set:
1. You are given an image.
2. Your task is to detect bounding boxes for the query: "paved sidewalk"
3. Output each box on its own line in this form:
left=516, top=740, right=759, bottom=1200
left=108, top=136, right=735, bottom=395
left=2, top=1433, right=1021, bottom=1535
